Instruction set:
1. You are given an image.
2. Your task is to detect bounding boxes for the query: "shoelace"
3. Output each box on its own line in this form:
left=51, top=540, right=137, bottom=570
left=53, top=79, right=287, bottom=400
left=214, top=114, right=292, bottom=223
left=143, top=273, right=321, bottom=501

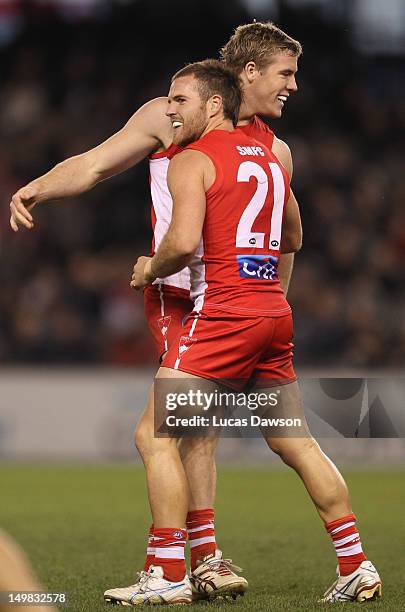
left=206, top=557, right=243, bottom=575
left=138, top=568, right=166, bottom=593
left=131, top=570, right=150, bottom=591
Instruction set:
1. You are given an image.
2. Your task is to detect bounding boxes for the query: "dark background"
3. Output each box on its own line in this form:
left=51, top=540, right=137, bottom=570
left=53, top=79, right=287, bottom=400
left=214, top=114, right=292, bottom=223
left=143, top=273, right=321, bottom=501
left=0, top=0, right=404, bottom=367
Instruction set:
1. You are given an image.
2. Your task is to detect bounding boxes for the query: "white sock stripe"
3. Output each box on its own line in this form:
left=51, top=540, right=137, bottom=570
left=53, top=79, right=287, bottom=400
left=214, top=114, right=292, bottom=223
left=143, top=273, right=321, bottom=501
left=336, top=543, right=363, bottom=557
left=331, top=521, right=355, bottom=535
left=146, top=547, right=155, bottom=555
left=189, top=536, right=216, bottom=549
left=333, top=533, right=360, bottom=548
left=188, top=523, right=214, bottom=534
left=153, top=529, right=187, bottom=546
left=155, top=546, right=185, bottom=559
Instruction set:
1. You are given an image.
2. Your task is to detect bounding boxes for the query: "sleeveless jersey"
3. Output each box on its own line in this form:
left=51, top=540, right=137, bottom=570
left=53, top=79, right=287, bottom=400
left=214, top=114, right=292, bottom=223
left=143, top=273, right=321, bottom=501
left=186, top=129, right=291, bottom=317
left=148, top=116, right=276, bottom=293
left=149, top=144, right=190, bottom=291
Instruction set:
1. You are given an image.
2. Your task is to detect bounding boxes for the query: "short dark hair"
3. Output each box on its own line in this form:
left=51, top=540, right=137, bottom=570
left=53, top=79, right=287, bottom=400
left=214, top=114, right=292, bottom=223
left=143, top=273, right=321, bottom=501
left=220, top=21, right=302, bottom=74
left=172, top=59, right=242, bottom=127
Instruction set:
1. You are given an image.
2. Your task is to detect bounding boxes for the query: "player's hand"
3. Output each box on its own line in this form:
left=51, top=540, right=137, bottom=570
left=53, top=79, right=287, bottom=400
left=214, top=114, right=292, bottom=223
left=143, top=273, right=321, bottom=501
left=130, top=256, right=155, bottom=290
left=9, top=185, right=39, bottom=232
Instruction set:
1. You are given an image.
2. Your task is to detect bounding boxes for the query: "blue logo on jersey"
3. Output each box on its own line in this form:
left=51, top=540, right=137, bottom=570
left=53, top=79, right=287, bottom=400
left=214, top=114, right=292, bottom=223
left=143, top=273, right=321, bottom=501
left=237, top=255, right=279, bottom=280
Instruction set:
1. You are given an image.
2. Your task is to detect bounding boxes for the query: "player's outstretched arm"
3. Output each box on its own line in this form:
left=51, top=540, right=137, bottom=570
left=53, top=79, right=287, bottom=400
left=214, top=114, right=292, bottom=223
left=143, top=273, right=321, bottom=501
left=130, top=150, right=209, bottom=289
left=9, top=97, right=172, bottom=232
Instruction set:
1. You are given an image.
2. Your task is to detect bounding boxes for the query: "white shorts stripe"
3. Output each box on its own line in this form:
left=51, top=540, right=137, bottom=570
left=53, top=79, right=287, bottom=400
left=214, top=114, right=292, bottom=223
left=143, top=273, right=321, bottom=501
left=188, top=523, right=214, bottom=534
left=331, top=521, right=355, bottom=535
left=155, top=546, right=185, bottom=560
left=158, top=283, right=168, bottom=352
left=146, top=547, right=155, bottom=555
left=189, top=536, right=216, bottom=549
left=333, top=533, right=359, bottom=548
left=336, top=543, right=363, bottom=557
left=174, top=314, right=200, bottom=371
left=189, top=315, right=199, bottom=337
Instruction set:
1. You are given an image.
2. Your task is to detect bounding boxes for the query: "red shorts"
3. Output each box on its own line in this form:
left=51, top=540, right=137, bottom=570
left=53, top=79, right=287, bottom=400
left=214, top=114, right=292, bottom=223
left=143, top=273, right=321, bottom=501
left=161, top=307, right=296, bottom=389
left=143, top=283, right=194, bottom=360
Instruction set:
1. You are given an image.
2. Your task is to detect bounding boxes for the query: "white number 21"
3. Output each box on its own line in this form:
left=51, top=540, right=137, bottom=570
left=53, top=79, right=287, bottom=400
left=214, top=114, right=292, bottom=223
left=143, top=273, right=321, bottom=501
left=235, top=161, right=285, bottom=250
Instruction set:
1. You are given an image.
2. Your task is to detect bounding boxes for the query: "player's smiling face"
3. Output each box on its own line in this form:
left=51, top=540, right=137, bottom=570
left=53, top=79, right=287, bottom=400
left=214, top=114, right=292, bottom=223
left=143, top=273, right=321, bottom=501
left=247, top=52, right=298, bottom=118
left=166, top=76, right=209, bottom=147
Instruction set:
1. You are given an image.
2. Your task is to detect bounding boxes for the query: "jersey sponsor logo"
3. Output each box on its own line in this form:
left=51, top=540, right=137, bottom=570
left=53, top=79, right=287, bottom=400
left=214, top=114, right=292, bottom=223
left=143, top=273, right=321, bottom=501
left=236, top=145, right=265, bottom=157
left=237, top=254, right=279, bottom=280
left=158, top=316, right=171, bottom=339
left=178, top=335, right=197, bottom=357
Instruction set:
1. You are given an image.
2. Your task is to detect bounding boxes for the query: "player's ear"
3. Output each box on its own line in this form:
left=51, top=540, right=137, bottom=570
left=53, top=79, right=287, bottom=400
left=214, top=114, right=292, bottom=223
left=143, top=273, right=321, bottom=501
left=207, top=94, right=223, bottom=118
left=243, top=61, right=260, bottom=83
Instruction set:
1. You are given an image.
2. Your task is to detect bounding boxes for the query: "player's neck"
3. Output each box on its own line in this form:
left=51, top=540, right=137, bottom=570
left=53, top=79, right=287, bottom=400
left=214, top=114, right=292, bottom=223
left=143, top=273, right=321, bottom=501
left=237, top=100, right=256, bottom=126
left=201, top=117, right=234, bottom=138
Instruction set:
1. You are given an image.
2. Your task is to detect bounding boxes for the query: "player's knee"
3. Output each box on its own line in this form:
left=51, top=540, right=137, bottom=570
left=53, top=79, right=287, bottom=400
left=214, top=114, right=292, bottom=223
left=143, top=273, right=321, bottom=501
left=268, top=436, right=319, bottom=465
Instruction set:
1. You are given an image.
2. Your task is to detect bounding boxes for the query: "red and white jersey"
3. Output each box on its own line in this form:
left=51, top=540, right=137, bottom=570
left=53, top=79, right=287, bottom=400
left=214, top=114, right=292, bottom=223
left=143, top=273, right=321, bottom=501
left=187, top=129, right=291, bottom=317
left=148, top=116, right=277, bottom=295
left=149, top=144, right=190, bottom=291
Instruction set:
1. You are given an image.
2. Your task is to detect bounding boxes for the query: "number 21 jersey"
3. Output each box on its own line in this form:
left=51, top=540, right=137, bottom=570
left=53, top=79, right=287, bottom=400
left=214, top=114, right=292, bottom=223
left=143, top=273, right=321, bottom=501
left=186, top=129, right=291, bottom=317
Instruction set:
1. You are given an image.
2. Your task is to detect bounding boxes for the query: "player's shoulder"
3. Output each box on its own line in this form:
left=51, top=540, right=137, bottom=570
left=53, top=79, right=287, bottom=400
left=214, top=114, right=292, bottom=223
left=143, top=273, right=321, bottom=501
left=126, top=96, right=171, bottom=139
left=169, top=147, right=209, bottom=170
left=271, top=136, right=293, bottom=178
left=137, top=96, right=168, bottom=113
left=127, top=96, right=168, bottom=122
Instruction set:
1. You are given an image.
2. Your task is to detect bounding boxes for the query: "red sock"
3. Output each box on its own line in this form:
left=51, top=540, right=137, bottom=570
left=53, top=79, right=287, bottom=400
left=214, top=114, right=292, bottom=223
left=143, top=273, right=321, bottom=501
left=187, top=508, right=216, bottom=571
left=153, top=527, right=187, bottom=582
left=325, top=513, right=367, bottom=576
left=143, top=523, right=155, bottom=571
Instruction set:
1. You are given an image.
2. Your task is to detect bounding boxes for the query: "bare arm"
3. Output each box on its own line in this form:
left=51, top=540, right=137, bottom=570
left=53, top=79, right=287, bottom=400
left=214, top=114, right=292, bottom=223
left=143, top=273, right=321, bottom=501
left=272, top=136, right=301, bottom=294
left=130, top=150, right=212, bottom=288
left=281, top=190, right=302, bottom=254
left=9, top=97, right=172, bottom=231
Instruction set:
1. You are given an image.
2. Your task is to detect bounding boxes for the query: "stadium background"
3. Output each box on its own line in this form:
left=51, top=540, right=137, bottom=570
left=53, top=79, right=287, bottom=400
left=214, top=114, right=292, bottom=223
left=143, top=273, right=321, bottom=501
left=0, top=1, right=404, bottom=610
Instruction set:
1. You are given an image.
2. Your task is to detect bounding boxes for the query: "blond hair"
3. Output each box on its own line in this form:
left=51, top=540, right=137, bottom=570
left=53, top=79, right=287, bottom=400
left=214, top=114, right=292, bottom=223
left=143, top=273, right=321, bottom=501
left=220, top=22, right=302, bottom=73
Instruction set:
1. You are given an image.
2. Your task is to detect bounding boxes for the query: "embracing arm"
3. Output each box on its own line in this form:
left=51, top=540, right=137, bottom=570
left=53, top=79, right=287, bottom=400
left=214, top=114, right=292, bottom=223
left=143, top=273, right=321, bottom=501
left=9, top=97, right=172, bottom=231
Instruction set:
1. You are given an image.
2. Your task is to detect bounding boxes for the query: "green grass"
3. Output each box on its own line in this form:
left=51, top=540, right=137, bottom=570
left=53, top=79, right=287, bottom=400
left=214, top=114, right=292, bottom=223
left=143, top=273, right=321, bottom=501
left=0, top=464, right=404, bottom=611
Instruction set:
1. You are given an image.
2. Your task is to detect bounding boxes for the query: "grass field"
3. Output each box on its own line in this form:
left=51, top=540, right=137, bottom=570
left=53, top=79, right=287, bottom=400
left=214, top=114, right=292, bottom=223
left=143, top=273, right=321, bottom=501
left=0, top=464, right=404, bottom=611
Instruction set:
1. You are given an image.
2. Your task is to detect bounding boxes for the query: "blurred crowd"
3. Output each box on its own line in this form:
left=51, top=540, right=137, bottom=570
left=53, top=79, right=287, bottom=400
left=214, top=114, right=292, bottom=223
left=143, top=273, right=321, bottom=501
left=0, top=0, right=404, bottom=367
